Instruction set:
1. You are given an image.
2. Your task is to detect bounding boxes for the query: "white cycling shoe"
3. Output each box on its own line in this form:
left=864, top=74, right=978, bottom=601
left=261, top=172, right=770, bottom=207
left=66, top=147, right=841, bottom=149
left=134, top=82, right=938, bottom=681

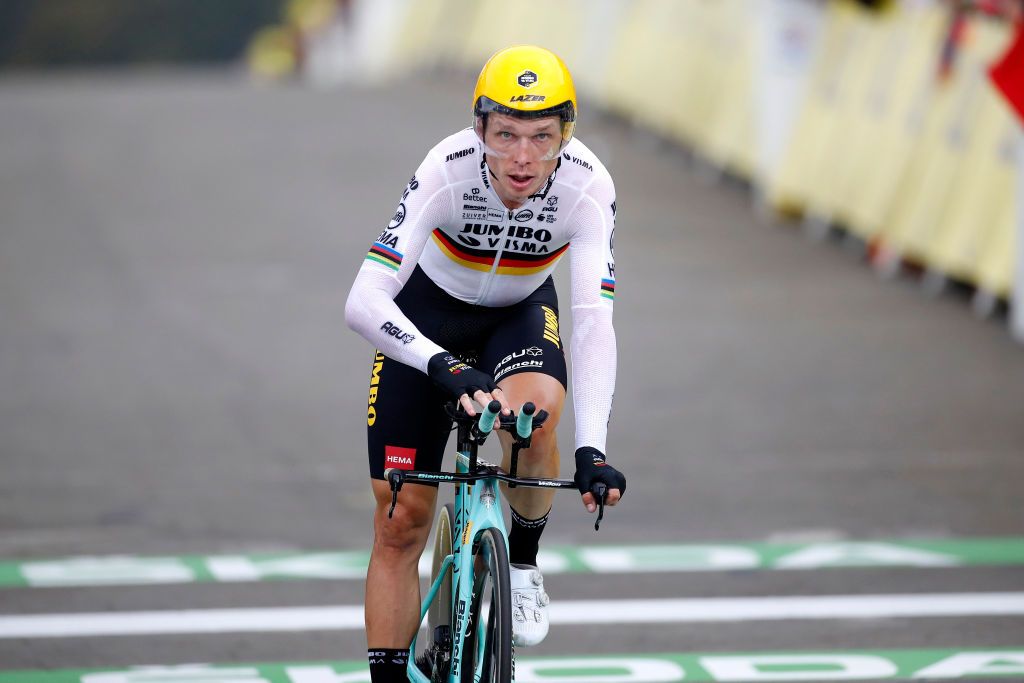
left=509, top=564, right=550, bottom=647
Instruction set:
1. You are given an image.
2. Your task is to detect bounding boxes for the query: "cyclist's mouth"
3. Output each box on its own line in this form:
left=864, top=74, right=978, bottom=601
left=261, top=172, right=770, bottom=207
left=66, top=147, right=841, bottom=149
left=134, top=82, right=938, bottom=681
left=507, top=174, right=535, bottom=192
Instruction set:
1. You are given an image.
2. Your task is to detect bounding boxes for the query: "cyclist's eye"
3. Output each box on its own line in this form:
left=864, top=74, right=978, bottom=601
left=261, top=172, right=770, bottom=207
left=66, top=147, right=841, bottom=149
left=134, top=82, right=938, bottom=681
left=535, top=133, right=551, bottom=141
left=498, top=131, right=513, bottom=140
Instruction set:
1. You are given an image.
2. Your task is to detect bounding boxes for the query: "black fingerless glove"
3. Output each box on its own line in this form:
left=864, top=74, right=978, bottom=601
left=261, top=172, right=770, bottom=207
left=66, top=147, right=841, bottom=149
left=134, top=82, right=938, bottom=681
left=427, top=352, right=497, bottom=401
left=573, top=446, right=626, bottom=498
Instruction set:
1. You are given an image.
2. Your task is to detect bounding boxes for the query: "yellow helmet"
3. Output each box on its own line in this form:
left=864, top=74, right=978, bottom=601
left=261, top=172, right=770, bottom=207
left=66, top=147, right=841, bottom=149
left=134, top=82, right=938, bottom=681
left=472, top=45, right=577, bottom=156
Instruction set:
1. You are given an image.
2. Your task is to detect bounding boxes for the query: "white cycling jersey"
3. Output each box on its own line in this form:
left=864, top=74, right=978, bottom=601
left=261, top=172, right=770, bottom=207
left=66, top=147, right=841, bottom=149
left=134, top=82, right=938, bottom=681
left=345, top=128, right=617, bottom=452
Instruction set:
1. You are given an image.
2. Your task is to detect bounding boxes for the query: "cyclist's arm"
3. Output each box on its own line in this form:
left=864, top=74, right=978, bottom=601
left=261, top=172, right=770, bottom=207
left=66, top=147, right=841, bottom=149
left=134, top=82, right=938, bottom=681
left=566, top=174, right=617, bottom=454
left=344, top=155, right=450, bottom=372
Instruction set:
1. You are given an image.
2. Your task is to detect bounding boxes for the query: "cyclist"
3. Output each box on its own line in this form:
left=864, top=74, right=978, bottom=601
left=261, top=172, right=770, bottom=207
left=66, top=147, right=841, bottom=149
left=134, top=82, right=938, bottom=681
left=346, top=45, right=626, bottom=682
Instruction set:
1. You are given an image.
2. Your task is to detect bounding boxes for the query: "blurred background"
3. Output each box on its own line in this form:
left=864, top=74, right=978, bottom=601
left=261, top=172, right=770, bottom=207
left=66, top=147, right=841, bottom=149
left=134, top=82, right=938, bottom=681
left=246, top=0, right=1024, bottom=331
left=2, top=0, right=1023, bottom=681
left=7, top=0, right=1020, bottom=329
left=0, top=1, right=283, bottom=66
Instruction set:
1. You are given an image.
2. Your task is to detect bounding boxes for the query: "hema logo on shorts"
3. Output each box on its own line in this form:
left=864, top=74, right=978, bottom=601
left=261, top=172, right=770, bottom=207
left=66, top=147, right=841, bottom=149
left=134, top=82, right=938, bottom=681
left=384, top=445, right=416, bottom=470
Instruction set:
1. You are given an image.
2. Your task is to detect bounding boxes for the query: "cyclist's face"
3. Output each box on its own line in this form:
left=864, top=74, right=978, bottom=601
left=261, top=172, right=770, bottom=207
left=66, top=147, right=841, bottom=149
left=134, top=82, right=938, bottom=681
left=483, top=113, right=561, bottom=208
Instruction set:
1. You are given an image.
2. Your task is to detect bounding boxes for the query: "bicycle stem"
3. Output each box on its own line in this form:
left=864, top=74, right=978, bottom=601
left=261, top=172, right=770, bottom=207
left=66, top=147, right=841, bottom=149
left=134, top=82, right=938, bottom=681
left=386, top=402, right=615, bottom=532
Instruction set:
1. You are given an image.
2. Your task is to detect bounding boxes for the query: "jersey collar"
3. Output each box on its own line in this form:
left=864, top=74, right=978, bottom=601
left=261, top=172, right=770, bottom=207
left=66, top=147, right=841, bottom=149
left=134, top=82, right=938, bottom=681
left=528, top=157, right=561, bottom=201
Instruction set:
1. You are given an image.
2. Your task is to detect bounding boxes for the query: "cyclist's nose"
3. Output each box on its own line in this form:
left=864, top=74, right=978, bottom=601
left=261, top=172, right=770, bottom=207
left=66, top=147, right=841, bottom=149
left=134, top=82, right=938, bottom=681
left=512, top=137, right=536, bottom=164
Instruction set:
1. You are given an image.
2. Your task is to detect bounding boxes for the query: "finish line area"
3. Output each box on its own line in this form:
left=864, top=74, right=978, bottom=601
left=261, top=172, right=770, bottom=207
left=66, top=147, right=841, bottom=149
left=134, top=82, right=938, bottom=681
left=3, top=592, right=1024, bottom=638
left=3, top=650, right=1024, bottom=682
left=2, top=539, right=1023, bottom=680
left=4, top=537, right=1024, bottom=588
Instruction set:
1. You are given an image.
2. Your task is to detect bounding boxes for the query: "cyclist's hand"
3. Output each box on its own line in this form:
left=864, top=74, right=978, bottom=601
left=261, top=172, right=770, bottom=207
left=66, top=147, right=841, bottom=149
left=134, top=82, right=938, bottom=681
left=427, top=352, right=510, bottom=416
left=574, top=446, right=625, bottom=513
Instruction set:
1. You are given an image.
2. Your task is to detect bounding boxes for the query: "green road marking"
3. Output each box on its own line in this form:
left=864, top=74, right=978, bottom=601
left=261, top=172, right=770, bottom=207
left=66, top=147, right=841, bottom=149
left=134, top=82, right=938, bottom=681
left=1, top=649, right=1023, bottom=682
left=2, top=538, right=1024, bottom=588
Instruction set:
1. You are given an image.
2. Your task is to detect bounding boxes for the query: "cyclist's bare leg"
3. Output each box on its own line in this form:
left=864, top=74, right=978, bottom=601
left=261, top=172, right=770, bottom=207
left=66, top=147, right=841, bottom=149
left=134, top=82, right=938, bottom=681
left=365, top=478, right=437, bottom=648
left=495, top=371, right=565, bottom=518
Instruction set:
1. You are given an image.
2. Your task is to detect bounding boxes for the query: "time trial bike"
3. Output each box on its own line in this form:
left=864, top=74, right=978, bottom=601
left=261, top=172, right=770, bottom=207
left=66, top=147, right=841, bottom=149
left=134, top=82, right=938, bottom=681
left=384, top=399, right=608, bottom=683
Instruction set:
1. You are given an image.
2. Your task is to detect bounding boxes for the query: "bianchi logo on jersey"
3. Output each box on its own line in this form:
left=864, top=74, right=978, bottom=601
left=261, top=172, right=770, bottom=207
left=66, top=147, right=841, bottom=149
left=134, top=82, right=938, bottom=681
left=462, top=203, right=485, bottom=220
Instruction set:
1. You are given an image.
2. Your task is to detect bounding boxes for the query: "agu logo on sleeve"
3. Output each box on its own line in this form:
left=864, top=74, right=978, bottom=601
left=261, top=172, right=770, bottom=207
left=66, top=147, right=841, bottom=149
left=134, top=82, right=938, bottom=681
left=385, top=445, right=416, bottom=470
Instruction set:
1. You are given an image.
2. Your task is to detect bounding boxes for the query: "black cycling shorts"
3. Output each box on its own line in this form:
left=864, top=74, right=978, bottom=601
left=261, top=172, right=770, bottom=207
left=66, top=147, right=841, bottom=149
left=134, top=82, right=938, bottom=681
left=365, top=266, right=567, bottom=481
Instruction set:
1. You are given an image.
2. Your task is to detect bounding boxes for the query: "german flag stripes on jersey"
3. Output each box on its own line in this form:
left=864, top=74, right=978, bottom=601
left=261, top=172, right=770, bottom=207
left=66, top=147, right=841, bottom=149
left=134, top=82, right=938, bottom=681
left=430, top=228, right=569, bottom=275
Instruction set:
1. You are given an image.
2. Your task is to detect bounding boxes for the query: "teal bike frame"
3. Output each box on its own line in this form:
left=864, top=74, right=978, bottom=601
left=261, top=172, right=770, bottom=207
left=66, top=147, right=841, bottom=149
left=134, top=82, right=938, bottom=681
left=409, top=449, right=509, bottom=682
left=385, top=402, right=599, bottom=682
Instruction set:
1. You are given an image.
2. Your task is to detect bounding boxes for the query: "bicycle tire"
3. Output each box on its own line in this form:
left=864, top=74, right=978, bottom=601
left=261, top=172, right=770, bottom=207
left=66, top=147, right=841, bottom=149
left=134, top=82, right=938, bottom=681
left=424, top=503, right=454, bottom=681
left=459, top=527, right=513, bottom=683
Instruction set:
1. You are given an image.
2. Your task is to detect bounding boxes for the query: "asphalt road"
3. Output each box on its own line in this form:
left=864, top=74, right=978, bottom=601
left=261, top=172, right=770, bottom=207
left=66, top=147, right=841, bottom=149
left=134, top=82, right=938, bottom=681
left=1, top=71, right=1022, bottom=677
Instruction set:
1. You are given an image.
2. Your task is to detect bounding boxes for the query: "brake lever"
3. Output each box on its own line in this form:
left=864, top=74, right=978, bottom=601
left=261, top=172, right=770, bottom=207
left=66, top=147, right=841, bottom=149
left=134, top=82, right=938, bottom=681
left=592, top=483, right=608, bottom=531
left=387, top=470, right=404, bottom=519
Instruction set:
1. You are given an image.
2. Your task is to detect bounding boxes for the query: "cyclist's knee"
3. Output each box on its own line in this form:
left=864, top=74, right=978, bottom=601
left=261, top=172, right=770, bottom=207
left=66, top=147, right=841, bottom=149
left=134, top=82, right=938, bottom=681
left=508, top=430, right=558, bottom=483
left=371, top=481, right=434, bottom=559
left=373, top=502, right=431, bottom=557
left=517, top=405, right=560, bottom=466
left=526, top=391, right=563, bottom=451
left=498, top=374, right=564, bottom=425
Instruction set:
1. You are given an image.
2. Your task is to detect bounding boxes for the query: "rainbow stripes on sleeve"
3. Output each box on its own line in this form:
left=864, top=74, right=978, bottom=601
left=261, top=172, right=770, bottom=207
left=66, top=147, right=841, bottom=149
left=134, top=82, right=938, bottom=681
left=365, top=242, right=403, bottom=272
left=600, top=278, right=616, bottom=300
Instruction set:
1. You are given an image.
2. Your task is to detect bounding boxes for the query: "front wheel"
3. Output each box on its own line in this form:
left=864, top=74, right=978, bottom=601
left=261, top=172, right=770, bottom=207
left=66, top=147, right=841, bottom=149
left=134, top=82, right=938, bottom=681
left=423, top=503, right=454, bottom=681
left=460, top=527, right=513, bottom=683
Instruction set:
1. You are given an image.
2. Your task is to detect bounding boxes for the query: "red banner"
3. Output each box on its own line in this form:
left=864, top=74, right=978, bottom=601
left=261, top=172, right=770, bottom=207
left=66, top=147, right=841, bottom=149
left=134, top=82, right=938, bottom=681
left=990, top=19, right=1024, bottom=123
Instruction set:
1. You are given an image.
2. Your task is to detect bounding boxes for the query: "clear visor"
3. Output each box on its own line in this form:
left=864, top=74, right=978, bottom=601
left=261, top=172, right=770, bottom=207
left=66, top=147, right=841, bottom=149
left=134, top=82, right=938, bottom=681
left=473, top=99, right=575, bottom=162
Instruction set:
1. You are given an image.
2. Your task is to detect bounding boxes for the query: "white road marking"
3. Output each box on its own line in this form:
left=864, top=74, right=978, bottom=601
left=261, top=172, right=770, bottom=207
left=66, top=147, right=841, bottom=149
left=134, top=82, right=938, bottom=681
left=2, top=592, right=1023, bottom=638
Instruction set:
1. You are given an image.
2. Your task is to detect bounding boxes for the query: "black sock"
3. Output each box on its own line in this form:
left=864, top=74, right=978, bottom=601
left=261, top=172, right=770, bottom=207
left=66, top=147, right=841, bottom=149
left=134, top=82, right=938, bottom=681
left=368, top=648, right=409, bottom=682
left=508, top=506, right=550, bottom=567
